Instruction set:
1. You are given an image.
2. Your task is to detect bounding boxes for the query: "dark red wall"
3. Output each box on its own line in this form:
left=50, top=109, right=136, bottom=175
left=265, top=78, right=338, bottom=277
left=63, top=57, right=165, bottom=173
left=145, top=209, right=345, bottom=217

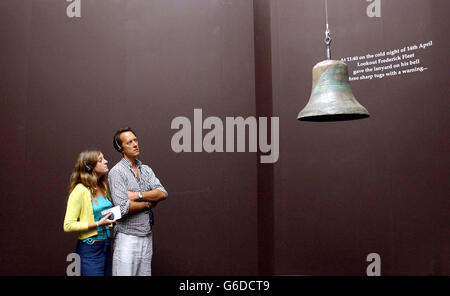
left=0, top=0, right=257, bottom=276
left=271, top=0, right=449, bottom=275
left=0, top=0, right=448, bottom=275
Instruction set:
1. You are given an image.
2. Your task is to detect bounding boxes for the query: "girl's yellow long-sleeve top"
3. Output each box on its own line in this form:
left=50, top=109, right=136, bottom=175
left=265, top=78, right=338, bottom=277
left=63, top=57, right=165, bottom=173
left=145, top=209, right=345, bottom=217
left=63, top=183, right=111, bottom=240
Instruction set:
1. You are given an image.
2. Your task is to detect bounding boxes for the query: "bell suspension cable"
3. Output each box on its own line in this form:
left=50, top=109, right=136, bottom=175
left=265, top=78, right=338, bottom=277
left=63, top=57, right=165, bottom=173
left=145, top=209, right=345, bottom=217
left=324, top=0, right=332, bottom=59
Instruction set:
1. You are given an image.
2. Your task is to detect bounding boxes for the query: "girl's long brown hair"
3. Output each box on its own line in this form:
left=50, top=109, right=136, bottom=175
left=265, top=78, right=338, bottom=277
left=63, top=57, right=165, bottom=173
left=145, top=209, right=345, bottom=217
left=68, top=150, right=110, bottom=201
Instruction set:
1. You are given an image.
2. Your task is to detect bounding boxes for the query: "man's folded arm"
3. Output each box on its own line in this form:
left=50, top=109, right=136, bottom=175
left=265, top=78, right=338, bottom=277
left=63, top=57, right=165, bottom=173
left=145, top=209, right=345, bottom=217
left=145, top=167, right=168, bottom=202
left=127, top=167, right=168, bottom=203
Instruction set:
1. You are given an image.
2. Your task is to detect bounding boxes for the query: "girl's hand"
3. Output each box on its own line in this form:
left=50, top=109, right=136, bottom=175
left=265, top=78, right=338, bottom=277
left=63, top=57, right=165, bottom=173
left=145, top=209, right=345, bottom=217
left=98, top=212, right=115, bottom=226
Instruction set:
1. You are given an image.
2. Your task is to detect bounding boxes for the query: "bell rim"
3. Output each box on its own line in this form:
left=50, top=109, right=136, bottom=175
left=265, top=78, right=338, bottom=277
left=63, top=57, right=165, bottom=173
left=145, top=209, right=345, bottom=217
left=297, top=113, right=370, bottom=122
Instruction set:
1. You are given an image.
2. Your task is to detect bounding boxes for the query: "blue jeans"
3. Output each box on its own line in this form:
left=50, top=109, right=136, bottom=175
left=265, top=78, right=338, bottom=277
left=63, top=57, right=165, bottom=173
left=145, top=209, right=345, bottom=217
left=76, top=238, right=112, bottom=276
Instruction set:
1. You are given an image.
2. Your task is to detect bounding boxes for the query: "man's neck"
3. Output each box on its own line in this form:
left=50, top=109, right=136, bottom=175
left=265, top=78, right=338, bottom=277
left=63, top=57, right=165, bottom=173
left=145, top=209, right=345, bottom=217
left=123, top=155, right=137, bottom=168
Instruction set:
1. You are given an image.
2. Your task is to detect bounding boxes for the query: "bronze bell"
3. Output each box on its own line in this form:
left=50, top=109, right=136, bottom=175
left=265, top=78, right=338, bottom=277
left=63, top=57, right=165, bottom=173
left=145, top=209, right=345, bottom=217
left=297, top=60, right=370, bottom=121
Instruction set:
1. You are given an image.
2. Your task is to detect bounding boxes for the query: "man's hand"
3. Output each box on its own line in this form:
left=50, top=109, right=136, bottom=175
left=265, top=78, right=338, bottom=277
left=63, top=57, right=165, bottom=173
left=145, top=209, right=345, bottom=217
left=126, top=191, right=163, bottom=214
left=128, top=190, right=166, bottom=203
left=127, top=191, right=139, bottom=201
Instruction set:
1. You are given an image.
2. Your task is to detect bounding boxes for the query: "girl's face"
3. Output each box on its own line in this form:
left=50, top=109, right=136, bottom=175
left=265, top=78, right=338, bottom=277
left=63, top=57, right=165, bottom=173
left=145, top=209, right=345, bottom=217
left=93, top=153, right=109, bottom=176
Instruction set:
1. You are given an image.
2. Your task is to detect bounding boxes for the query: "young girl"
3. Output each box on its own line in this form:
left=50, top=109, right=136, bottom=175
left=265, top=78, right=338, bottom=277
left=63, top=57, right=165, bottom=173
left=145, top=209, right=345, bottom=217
left=63, top=150, right=115, bottom=276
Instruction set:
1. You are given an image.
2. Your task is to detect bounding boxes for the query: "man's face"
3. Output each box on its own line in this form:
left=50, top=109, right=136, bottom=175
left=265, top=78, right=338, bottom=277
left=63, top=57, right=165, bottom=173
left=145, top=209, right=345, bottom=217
left=120, top=131, right=140, bottom=158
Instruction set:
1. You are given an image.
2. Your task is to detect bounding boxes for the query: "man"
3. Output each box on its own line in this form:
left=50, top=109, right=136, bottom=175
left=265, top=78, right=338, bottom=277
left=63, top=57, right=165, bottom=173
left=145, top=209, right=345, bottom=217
left=108, top=127, right=168, bottom=276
